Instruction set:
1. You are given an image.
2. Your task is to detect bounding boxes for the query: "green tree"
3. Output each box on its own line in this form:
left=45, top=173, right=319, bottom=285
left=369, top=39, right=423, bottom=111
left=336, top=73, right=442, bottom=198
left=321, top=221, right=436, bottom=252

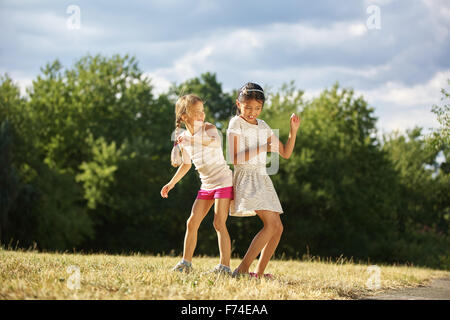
left=0, top=75, right=32, bottom=247
left=0, top=54, right=164, bottom=251
left=0, top=120, right=20, bottom=243
left=382, top=127, right=450, bottom=268
left=266, top=83, right=400, bottom=262
left=26, top=55, right=155, bottom=174
left=2, top=57, right=449, bottom=268
left=428, top=80, right=450, bottom=149
left=0, top=74, right=93, bottom=250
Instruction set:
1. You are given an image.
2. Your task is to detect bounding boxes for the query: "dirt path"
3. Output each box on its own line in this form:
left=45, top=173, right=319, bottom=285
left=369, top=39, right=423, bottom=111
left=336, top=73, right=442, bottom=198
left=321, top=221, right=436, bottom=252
left=361, top=277, right=450, bottom=300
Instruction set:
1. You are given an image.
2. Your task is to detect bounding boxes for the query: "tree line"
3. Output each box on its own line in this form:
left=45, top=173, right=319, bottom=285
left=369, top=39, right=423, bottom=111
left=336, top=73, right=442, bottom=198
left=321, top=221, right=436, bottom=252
left=1, top=54, right=448, bottom=269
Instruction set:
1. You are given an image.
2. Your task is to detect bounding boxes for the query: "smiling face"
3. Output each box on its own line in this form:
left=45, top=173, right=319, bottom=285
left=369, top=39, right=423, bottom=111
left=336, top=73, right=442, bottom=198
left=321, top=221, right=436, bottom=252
left=236, top=98, right=263, bottom=124
left=183, top=101, right=205, bottom=126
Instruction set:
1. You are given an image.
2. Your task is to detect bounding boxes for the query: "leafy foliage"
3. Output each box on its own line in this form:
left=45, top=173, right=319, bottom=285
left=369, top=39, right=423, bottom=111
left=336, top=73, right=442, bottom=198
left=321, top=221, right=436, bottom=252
left=0, top=55, right=448, bottom=269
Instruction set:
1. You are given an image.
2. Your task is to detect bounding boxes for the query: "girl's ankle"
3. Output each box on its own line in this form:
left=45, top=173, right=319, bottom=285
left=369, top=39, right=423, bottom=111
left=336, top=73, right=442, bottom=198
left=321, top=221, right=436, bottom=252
left=181, top=258, right=192, bottom=266
left=233, top=267, right=248, bottom=274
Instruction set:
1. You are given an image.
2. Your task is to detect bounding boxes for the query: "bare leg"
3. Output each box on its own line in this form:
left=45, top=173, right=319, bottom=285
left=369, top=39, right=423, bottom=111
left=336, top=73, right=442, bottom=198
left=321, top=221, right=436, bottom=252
left=234, top=210, right=282, bottom=274
left=254, top=213, right=283, bottom=276
left=213, top=198, right=232, bottom=267
left=183, top=198, right=214, bottom=262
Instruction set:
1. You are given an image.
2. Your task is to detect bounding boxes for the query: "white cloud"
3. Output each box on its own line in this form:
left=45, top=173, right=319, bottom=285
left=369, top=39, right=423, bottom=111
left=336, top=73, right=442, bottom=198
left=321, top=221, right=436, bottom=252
left=361, top=70, right=450, bottom=108
left=10, top=9, right=105, bottom=37
left=2, top=70, right=34, bottom=97
left=348, top=23, right=368, bottom=36
left=152, top=45, right=215, bottom=83
left=139, top=19, right=387, bottom=88
left=422, top=0, right=450, bottom=41
left=2, top=0, right=449, bottom=138
left=364, top=0, right=394, bottom=6
left=262, top=21, right=371, bottom=48
left=1, top=7, right=107, bottom=55
left=375, top=108, right=438, bottom=136
left=142, top=72, right=172, bottom=96
left=422, top=0, right=450, bottom=20
left=362, top=70, right=450, bottom=135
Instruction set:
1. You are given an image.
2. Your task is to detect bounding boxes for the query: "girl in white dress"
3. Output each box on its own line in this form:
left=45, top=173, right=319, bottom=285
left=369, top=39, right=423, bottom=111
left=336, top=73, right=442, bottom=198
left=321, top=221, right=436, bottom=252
left=227, top=83, right=301, bottom=278
left=161, top=94, right=234, bottom=274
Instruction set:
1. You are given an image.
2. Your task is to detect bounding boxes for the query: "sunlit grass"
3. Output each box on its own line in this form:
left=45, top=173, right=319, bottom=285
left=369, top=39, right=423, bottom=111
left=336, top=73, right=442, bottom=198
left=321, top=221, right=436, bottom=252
left=1, top=248, right=448, bottom=300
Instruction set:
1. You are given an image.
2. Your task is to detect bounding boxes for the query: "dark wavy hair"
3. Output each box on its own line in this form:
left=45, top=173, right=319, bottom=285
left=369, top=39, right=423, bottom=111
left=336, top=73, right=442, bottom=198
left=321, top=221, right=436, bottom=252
left=235, top=82, right=265, bottom=115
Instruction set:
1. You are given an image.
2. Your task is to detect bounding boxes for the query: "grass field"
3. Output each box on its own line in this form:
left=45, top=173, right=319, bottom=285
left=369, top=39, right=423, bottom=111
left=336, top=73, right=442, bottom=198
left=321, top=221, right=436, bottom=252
left=1, top=248, right=449, bottom=300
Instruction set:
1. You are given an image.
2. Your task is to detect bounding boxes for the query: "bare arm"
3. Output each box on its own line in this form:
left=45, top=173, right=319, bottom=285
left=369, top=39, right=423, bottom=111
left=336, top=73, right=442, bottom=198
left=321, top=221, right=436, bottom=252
left=168, top=162, right=192, bottom=186
left=161, top=148, right=192, bottom=198
left=178, top=123, right=221, bottom=148
left=199, top=123, right=221, bottom=148
left=269, top=114, right=300, bottom=159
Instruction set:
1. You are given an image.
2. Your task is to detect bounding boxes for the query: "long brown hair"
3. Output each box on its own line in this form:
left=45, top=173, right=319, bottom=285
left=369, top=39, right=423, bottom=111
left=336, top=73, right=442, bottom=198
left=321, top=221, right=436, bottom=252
left=171, top=94, right=203, bottom=167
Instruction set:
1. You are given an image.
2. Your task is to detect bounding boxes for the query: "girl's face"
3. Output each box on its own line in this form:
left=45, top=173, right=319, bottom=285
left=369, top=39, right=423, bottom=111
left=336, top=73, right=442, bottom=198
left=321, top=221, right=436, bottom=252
left=183, top=101, right=205, bottom=126
left=236, top=99, right=263, bottom=124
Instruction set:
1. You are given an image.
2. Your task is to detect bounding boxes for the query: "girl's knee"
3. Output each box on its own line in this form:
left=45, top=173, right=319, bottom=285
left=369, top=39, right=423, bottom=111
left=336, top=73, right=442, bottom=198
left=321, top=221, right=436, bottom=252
left=275, top=220, right=284, bottom=236
left=265, top=216, right=283, bottom=236
left=213, top=217, right=227, bottom=232
left=187, top=216, right=200, bottom=231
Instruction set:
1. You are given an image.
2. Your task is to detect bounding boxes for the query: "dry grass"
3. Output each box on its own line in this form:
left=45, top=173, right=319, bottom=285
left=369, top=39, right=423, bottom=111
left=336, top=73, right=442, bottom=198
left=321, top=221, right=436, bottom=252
left=1, top=248, right=448, bottom=300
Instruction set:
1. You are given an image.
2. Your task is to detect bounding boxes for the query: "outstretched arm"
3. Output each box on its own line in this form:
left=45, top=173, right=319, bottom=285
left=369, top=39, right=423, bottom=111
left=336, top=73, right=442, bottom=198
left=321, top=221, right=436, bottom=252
left=161, top=148, right=192, bottom=198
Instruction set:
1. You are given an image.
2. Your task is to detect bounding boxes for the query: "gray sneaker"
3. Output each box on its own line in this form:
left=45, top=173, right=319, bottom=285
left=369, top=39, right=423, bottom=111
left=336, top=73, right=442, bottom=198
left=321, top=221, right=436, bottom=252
left=211, top=264, right=232, bottom=275
left=172, top=260, right=192, bottom=273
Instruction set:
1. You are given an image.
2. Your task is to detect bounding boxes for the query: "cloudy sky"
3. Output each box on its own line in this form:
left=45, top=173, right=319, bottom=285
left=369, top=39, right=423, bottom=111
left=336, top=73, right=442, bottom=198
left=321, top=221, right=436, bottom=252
left=1, top=0, right=449, bottom=136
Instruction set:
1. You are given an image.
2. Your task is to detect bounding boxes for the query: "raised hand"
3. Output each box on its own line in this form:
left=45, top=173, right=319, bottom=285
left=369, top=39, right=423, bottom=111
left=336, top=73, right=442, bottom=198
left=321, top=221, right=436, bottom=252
left=290, top=113, right=301, bottom=132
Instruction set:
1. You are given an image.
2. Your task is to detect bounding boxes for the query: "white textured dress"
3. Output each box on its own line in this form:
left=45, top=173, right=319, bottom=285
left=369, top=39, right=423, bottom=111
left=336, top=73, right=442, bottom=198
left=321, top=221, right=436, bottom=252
left=227, top=116, right=283, bottom=217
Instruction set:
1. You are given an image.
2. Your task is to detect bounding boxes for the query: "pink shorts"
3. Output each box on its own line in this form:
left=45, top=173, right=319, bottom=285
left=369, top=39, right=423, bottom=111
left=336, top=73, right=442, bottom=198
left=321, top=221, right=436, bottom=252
left=196, top=186, right=234, bottom=200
